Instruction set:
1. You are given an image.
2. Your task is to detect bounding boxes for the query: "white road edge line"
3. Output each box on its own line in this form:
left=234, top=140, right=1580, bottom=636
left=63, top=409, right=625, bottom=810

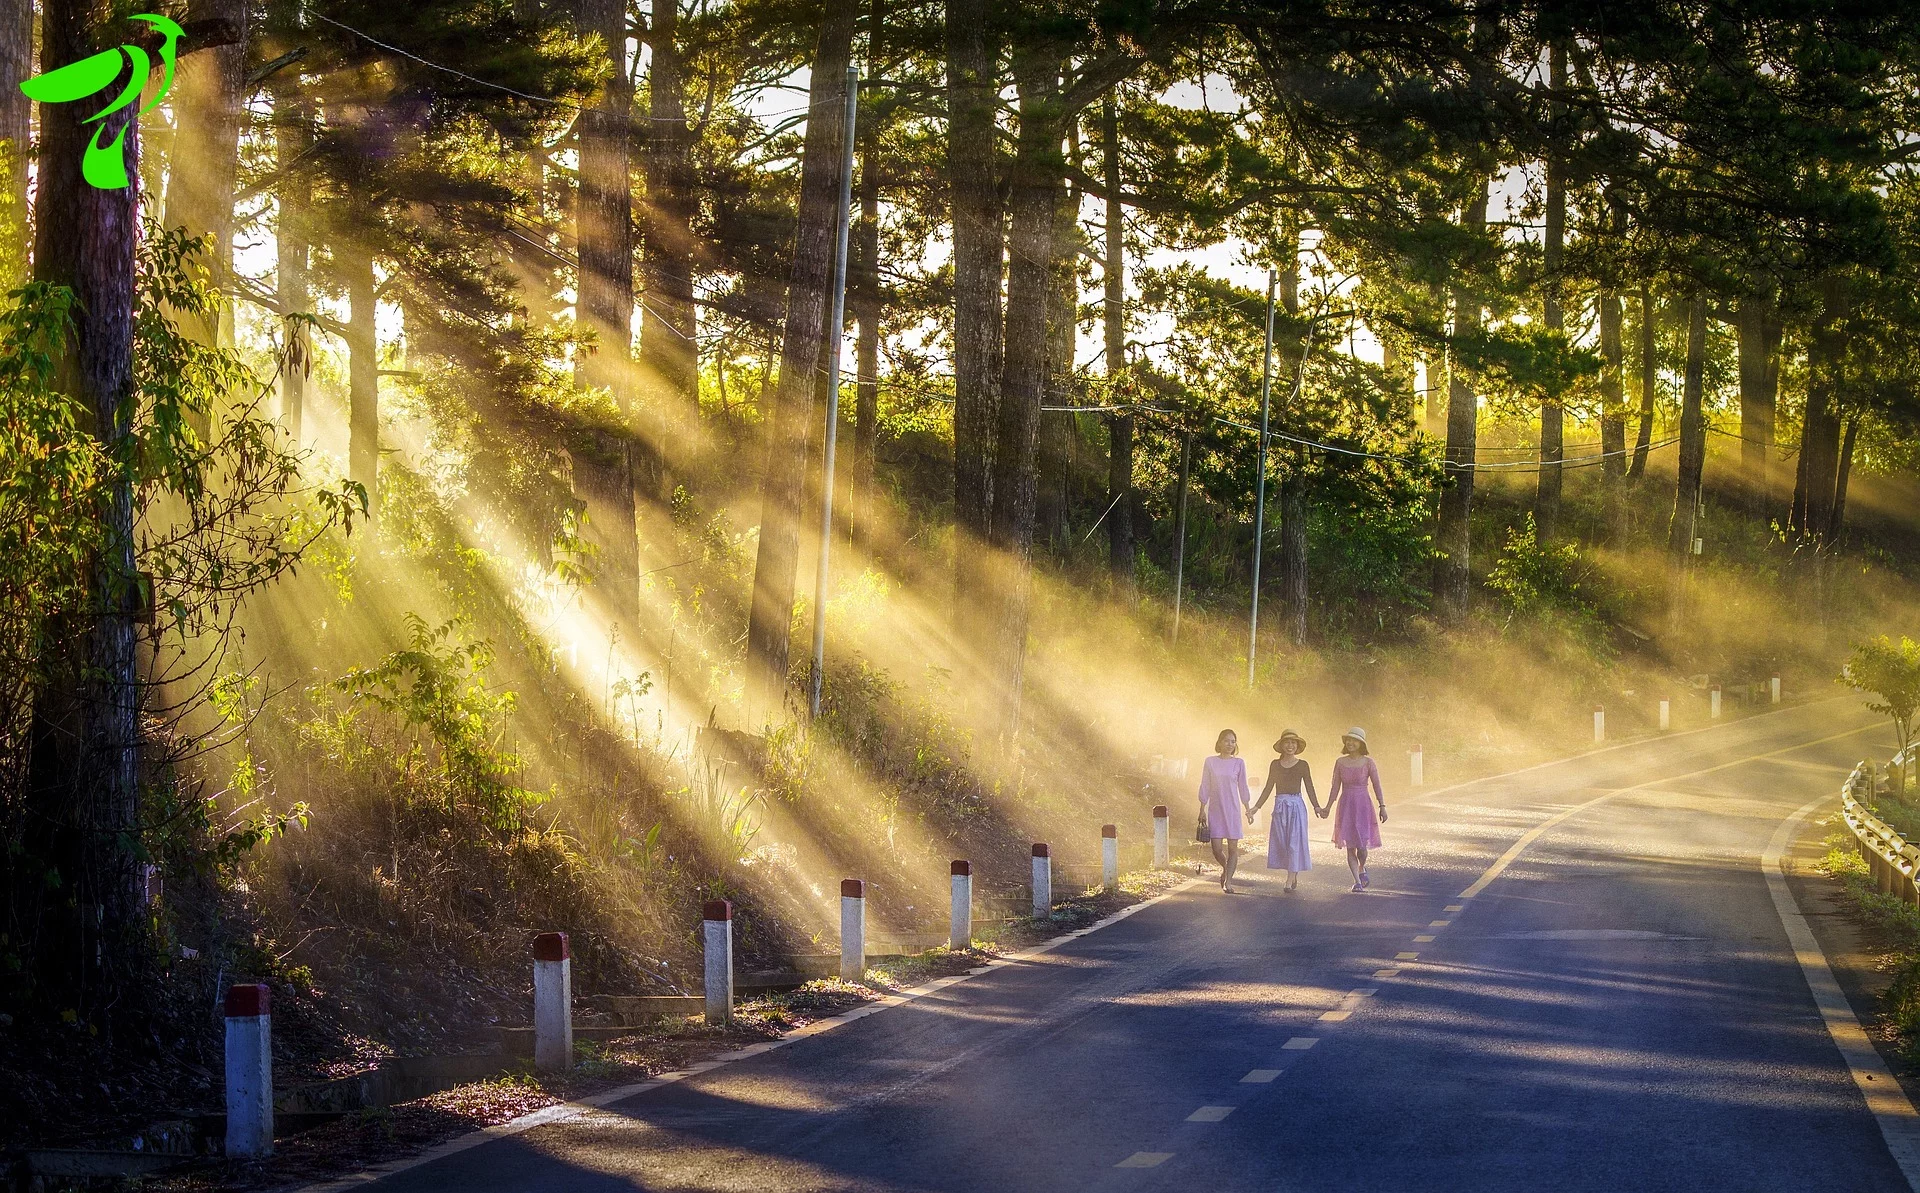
left=1766, top=794, right=1920, bottom=1189
left=291, top=876, right=1206, bottom=1192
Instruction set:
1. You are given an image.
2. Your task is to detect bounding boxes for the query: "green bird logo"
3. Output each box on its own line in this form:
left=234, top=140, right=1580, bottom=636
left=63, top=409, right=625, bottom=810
left=19, top=14, right=184, bottom=190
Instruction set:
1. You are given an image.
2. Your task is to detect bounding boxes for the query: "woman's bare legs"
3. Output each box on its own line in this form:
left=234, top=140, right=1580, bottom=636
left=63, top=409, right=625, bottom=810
left=1346, top=846, right=1364, bottom=888
left=1221, top=839, right=1242, bottom=891
left=1285, top=868, right=1299, bottom=892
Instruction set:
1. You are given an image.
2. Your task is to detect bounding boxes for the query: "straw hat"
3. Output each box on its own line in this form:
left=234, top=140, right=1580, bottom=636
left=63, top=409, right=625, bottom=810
left=1273, top=730, right=1307, bottom=753
left=1341, top=726, right=1369, bottom=754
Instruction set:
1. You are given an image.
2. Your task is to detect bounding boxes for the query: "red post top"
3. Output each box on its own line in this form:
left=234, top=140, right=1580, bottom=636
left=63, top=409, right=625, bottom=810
left=702, top=899, right=732, bottom=921
left=1712, top=683, right=1722, bottom=692
left=1101, top=824, right=1117, bottom=839
left=841, top=878, right=865, bottom=898
left=1413, top=744, right=1422, bottom=753
left=532, top=931, right=570, bottom=962
left=224, top=983, right=269, bottom=1017
left=950, top=860, right=971, bottom=876
left=1152, top=805, right=1167, bottom=818
left=1031, top=843, right=1050, bottom=859
left=1594, top=705, right=1604, bottom=713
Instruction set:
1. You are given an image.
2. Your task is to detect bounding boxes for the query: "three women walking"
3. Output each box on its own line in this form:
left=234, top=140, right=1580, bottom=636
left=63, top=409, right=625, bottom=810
left=1198, top=725, right=1387, bottom=893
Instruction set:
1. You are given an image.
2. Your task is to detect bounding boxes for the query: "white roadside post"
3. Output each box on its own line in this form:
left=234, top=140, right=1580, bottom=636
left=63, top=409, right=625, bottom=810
left=1771, top=675, right=1782, bottom=704
left=1710, top=684, right=1722, bottom=719
left=1031, top=844, right=1052, bottom=918
left=949, top=861, right=973, bottom=951
left=224, top=984, right=274, bottom=1158
left=1102, top=825, right=1119, bottom=892
left=840, top=879, right=866, bottom=980
left=703, top=900, right=733, bottom=1026
left=532, top=932, right=572, bottom=1074
left=1152, top=805, right=1170, bottom=868
left=1659, top=697, right=1671, bottom=731
left=1593, top=705, right=1604, bottom=743
left=1410, top=745, right=1424, bottom=788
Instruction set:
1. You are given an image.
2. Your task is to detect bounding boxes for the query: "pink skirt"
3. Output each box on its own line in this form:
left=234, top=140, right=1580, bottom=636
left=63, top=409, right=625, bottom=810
left=1331, top=788, right=1381, bottom=850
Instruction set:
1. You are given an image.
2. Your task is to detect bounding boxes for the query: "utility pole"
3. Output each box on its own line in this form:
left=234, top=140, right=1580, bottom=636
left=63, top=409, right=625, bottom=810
left=809, top=65, right=860, bottom=720
left=1248, top=269, right=1276, bottom=690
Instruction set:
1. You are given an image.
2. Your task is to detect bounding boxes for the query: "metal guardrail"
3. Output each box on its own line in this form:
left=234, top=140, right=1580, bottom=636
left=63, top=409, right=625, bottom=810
left=1839, top=756, right=1920, bottom=903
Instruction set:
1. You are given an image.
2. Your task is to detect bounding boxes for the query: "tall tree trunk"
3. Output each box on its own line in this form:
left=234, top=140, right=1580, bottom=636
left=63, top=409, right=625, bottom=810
left=1800, top=279, right=1848, bottom=545
left=1422, top=347, right=1447, bottom=439
left=640, top=0, right=698, bottom=493
left=745, top=0, right=858, bottom=720
left=1598, top=288, right=1626, bottom=535
left=1628, top=284, right=1656, bottom=482
left=1736, top=297, right=1781, bottom=516
left=274, top=70, right=312, bottom=442
left=574, top=0, right=639, bottom=637
left=1830, top=413, right=1859, bottom=544
left=1038, top=145, right=1077, bottom=555
left=1667, top=292, right=1707, bottom=622
left=1434, top=189, right=1487, bottom=622
left=985, top=45, right=1061, bottom=738
left=165, top=0, right=247, bottom=343
left=946, top=0, right=1002, bottom=626
left=0, top=0, right=30, bottom=281
left=851, top=0, right=882, bottom=548
left=1276, top=225, right=1306, bottom=645
left=1534, top=43, right=1565, bottom=540
left=346, top=248, right=380, bottom=503
left=1101, top=93, right=1134, bottom=597
left=31, top=0, right=147, bottom=987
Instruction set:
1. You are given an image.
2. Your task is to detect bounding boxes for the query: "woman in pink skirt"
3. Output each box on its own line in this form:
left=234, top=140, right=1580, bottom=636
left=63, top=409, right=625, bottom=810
left=1327, top=726, right=1388, bottom=892
left=1197, top=729, right=1253, bottom=894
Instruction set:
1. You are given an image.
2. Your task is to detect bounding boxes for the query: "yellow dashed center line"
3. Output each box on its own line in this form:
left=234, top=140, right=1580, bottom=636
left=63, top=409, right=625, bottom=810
left=1283, top=1037, right=1319, bottom=1050
left=1318, top=1009, right=1351, bottom=1022
left=1187, top=1106, right=1235, bottom=1122
left=1373, top=968, right=1400, bottom=978
left=1395, top=951, right=1419, bottom=960
left=1413, top=934, right=1435, bottom=943
left=1117, top=1152, right=1172, bottom=1168
left=1243, top=1069, right=1282, bottom=1082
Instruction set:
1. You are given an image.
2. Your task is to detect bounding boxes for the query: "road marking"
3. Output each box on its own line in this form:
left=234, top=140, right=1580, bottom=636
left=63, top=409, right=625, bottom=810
left=1413, top=935, right=1435, bottom=943
left=1429, top=920, right=1451, bottom=927
left=1767, top=794, right=1920, bottom=1189
left=1395, top=951, right=1419, bottom=960
left=1283, top=1037, right=1319, bottom=1050
left=1187, top=1106, right=1235, bottom=1122
left=1117, top=1152, right=1173, bottom=1168
left=1456, top=722, right=1882, bottom=900
left=1445, top=904, right=1465, bottom=912
left=1242, top=1069, right=1282, bottom=1082
left=1373, top=968, right=1400, bottom=978
left=1318, top=1010, right=1351, bottom=1022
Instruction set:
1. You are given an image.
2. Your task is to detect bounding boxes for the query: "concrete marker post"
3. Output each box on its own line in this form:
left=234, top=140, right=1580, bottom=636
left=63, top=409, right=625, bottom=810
left=1772, top=675, right=1782, bottom=704
left=1101, top=825, right=1119, bottom=892
left=224, top=984, right=274, bottom=1158
left=1031, top=844, right=1052, bottom=918
left=949, top=861, right=973, bottom=951
left=532, top=932, right=572, bottom=1074
left=1152, top=806, right=1169, bottom=868
left=1659, top=697, right=1671, bottom=731
left=1711, top=684, right=1722, bottom=719
left=840, top=879, right=866, bottom=981
left=1593, top=705, right=1604, bottom=743
left=1410, top=745, right=1424, bottom=788
left=702, top=901, right=733, bottom=1026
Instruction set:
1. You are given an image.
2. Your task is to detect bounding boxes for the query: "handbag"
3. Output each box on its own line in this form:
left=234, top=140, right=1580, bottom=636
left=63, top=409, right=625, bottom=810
left=1194, top=810, right=1210, bottom=842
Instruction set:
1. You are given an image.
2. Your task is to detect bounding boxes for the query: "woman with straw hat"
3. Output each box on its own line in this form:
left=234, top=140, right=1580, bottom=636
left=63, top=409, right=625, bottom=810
left=1250, top=730, right=1319, bottom=892
left=1327, top=726, right=1388, bottom=892
left=1197, top=729, right=1254, bottom=893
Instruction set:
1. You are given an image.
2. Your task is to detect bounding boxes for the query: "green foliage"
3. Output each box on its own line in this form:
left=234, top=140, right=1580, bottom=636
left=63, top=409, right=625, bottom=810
left=1487, top=515, right=1598, bottom=625
left=1843, top=636, right=1920, bottom=772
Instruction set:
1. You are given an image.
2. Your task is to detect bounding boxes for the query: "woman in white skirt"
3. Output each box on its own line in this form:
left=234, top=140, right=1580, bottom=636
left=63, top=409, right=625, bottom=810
left=1250, top=730, right=1320, bottom=892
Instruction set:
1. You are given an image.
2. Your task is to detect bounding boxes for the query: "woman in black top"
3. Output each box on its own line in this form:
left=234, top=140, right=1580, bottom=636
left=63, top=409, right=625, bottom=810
left=1249, top=730, right=1320, bottom=892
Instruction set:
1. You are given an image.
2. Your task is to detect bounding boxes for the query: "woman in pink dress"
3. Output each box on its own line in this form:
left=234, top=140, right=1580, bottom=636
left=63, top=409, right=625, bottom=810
left=1197, top=729, right=1253, bottom=894
left=1327, top=726, right=1388, bottom=892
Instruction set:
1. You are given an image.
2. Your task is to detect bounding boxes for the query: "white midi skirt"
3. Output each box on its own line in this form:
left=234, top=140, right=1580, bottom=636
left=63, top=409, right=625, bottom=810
left=1267, top=793, right=1313, bottom=871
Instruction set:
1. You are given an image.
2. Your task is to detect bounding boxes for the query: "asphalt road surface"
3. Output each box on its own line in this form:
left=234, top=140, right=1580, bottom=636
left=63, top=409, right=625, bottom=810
left=351, top=700, right=1913, bottom=1192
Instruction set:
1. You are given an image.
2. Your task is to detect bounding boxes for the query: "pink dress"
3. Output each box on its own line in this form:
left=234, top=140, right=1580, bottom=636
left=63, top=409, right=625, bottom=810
left=1197, top=755, right=1252, bottom=841
left=1328, top=755, right=1383, bottom=849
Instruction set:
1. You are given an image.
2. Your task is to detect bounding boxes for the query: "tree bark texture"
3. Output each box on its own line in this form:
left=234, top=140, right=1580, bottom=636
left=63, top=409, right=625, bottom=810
left=1598, top=288, right=1626, bottom=535
left=1629, top=284, right=1656, bottom=481
left=1668, top=292, right=1707, bottom=564
left=1736, top=297, right=1781, bottom=515
left=574, top=0, right=639, bottom=635
left=0, top=0, right=30, bottom=279
left=745, top=0, right=858, bottom=720
left=165, top=0, right=247, bottom=342
left=31, top=0, right=145, bottom=981
left=946, top=0, right=1002, bottom=621
left=984, top=45, right=1061, bottom=737
left=1799, top=307, right=1844, bottom=545
left=1434, top=189, right=1486, bottom=623
left=852, top=18, right=881, bottom=549
left=1038, top=157, right=1077, bottom=555
left=641, top=0, right=699, bottom=489
left=1534, top=43, right=1565, bottom=540
left=1830, top=414, right=1859, bottom=543
left=1101, top=94, right=1134, bottom=594
left=346, top=248, right=380, bottom=502
left=275, top=78, right=312, bottom=441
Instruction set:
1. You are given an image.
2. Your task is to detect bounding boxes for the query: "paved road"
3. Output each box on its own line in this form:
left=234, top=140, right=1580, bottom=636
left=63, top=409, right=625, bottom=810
left=361, top=701, right=1909, bottom=1192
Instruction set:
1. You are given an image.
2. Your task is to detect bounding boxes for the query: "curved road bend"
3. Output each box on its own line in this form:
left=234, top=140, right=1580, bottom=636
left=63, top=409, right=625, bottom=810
left=349, top=700, right=1910, bottom=1192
